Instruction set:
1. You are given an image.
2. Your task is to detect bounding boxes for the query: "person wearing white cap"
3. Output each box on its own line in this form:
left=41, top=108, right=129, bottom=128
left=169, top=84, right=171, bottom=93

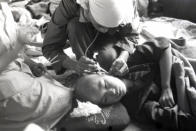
left=43, top=0, right=140, bottom=76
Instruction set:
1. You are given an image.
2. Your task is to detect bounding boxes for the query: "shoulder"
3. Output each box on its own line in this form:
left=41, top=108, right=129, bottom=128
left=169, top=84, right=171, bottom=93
left=61, top=0, right=79, bottom=10
left=51, top=0, right=80, bottom=24
left=138, top=37, right=170, bottom=52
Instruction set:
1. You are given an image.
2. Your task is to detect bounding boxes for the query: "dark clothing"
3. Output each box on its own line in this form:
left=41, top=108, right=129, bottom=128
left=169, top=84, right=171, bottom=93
left=42, top=0, right=135, bottom=74
left=121, top=37, right=196, bottom=131
left=121, top=37, right=170, bottom=121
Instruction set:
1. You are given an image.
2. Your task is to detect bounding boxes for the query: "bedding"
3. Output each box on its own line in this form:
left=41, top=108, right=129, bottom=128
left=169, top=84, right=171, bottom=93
left=140, top=17, right=196, bottom=59
left=56, top=102, right=130, bottom=131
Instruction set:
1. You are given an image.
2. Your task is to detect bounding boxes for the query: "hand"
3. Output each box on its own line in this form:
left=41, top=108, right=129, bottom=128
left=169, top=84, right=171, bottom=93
left=159, top=87, right=175, bottom=108
left=109, top=58, right=129, bottom=76
left=74, top=56, right=98, bottom=74
left=30, top=63, right=46, bottom=77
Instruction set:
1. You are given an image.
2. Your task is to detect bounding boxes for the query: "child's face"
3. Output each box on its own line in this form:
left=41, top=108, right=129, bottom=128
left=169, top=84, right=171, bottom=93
left=75, top=74, right=127, bottom=105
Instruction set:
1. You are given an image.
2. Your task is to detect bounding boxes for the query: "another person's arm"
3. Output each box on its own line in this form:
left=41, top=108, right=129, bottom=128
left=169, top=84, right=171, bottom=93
left=135, top=37, right=175, bottom=108
left=42, top=0, right=78, bottom=74
left=42, top=0, right=97, bottom=74
left=109, top=50, right=129, bottom=76
left=109, top=25, right=138, bottom=76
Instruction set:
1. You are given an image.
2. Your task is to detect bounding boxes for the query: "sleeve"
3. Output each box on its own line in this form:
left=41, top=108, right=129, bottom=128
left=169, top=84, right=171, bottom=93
left=115, top=36, right=136, bottom=54
left=136, top=37, right=170, bottom=62
left=42, top=0, right=79, bottom=74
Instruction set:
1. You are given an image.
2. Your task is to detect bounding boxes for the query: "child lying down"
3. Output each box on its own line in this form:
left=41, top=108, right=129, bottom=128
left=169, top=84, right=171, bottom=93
left=74, top=65, right=196, bottom=131
left=74, top=37, right=196, bottom=131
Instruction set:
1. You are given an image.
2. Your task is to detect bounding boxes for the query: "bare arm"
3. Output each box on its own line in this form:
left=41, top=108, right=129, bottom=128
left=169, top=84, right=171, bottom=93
left=159, top=44, right=175, bottom=107
left=109, top=50, right=129, bottom=76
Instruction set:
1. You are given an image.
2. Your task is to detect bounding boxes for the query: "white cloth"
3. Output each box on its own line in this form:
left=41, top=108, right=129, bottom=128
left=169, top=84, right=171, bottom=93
left=89, top=0, right=135, bottom=27
left=77, top=0, right=140, bottom=31
left=0, top=60, right=73, bottom=131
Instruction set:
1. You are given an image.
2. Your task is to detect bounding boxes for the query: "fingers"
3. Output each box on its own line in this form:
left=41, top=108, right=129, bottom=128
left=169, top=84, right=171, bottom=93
left=77, top=56, right=98, bottom=73
left=159, top=92, right=175, bottom=108
left=159, top=96, right=175, bottom=108
left=109, top=59, right=129, bottom=76
left=79, top=56, right=96, bottom=64
left=119, top=62, right=129, bottom=75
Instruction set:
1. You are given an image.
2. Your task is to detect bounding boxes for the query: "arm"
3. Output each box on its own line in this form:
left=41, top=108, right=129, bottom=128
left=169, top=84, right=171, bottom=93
left=118, top=50, right=129, bottom=62
left=109, top=50, right=129, bottom=76
left=135, top=37, right=174, bottom=107
left=159, top=43, right=175, bottom=107
left=42, top=0, right=79, bottom=74
left=160, top=44, right=172, bottom=89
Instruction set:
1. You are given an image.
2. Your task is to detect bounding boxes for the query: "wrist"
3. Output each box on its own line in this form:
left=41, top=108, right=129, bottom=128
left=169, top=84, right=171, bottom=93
left=62, top=56, right=77, bottom=70
left=162, top=83, right=170, bottom=89
left=119, top=50, right=129, bottom=62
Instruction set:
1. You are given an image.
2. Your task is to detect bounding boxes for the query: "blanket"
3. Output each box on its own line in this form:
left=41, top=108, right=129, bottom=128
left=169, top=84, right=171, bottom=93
left=140, top=17, right=196, bottom=59
left=172, top=48, right=196, bottom=116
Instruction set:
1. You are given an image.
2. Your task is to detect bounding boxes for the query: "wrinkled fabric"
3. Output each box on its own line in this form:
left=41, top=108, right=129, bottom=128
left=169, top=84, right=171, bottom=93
left=122, top=38, right=196, bottom=131
left=89, top=0, right=135, bottom=28
left=0, top=60, right=73, bottom=131
left=0, top=2, right=18, bottom=51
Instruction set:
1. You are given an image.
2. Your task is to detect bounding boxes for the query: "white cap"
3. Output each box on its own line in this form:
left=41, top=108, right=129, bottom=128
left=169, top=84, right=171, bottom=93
left=89, top=0, right=134, bottom=28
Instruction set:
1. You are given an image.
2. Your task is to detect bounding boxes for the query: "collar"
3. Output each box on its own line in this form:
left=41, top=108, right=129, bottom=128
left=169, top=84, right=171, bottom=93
left=79, top=8, right=89, bottom=23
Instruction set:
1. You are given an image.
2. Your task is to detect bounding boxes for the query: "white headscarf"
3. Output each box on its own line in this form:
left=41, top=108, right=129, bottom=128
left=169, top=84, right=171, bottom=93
left=89, top=0, right=134, bottom=28
left=77, top=0, right=135, bottom=28
left=76, top=0, right=89, bottom=10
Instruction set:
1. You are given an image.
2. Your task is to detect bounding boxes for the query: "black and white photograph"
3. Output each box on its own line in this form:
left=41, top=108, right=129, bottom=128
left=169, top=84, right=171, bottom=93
left=0, top=0, right=196, bottom=131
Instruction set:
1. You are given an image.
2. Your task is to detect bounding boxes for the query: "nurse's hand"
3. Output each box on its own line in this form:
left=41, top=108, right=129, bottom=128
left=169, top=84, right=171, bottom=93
left=75, top=56, right=98, bottom=74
